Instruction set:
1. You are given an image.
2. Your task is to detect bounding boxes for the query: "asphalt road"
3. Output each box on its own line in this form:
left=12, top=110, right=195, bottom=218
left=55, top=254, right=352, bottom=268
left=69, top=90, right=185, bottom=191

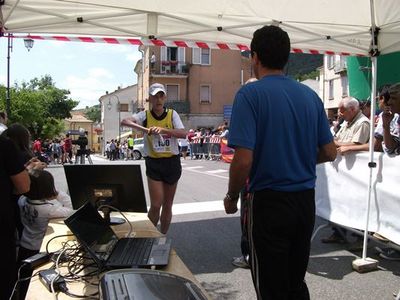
left=48, top=155, right=400, bottom=300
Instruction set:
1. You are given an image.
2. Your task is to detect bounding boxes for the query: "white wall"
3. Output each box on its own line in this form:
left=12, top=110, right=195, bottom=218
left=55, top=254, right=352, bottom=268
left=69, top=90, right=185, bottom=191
left=100, top=85, right=137, bottom=145
left=320, top=55, right=349, bottom=113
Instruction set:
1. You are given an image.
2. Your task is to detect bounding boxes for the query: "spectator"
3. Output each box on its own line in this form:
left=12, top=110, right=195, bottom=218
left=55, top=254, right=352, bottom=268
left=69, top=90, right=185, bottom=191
left=0, top=135, right=30, bottom=300
left=374, top=82, right=400, bottom=261
left=3, top=123, right=47, bottom=241
left=187, top=129, right=195, bottom=159
left=219, top=125, right=229, bottom=139
left=17, top=169, right=73, bottom=299
left=381, top=82, right=400, bottom=155
left=333, top=97, right=370, bottom=155
left=0, top=110, right=8, bottom=135
left=231, top=77, right=258, bottom=269
left=63, top=133, right=73, bottom=164
left=150, top=52, right=156, bottom=71
left=224, top=25, right=336, bottom=299
left=32, top=138, right=42, bottom=159
left=360, top=99, right=371, bottom=119
left=127, top=134, right=134, bottom=160
left=373, top=84, right=398, bottom=152
left=322, top=97, right=370, bottom=244
left=121, top=83, right=186, bottom=234
left=178, top=137, right=189, bottom=159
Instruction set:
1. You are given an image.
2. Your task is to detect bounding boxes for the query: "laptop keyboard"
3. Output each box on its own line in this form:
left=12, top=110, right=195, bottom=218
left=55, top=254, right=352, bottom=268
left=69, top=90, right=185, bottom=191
left=109, top=238, right=154, bottom=266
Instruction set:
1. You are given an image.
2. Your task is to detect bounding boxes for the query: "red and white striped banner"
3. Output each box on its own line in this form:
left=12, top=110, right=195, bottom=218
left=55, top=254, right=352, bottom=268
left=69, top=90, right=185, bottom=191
left=4, top=34, right=359, bottom=56
left=209, top=137, right=221, bottom=143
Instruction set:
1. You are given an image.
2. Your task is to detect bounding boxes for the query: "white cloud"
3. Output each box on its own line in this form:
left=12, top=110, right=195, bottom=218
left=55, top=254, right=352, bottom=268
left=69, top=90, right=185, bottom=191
left=87, top=67, right=115, bottom=79
left=63, top=67, right=121, bottom=108
left=126, top=52, right=142, bottom=62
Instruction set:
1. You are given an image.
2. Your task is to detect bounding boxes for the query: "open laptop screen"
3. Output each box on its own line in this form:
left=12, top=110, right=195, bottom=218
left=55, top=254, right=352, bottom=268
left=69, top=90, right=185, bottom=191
left=65, top=203, right=118, bottom=255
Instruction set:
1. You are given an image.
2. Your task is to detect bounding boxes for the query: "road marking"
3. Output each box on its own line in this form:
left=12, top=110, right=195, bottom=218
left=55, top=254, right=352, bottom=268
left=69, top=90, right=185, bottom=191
left=183, top=167, right=228, bottom=179
left=184, top=166, right=204, bottom=170
left=206, top=169, right=228, bottom=174
left=171, top=200, right=228, bottom=215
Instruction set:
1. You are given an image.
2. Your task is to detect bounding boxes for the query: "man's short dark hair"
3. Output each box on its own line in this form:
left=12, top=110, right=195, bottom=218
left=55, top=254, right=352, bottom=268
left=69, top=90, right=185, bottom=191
left=378, top=84, right=392, bottom=104
left=250, top=25, right=290, bottom=70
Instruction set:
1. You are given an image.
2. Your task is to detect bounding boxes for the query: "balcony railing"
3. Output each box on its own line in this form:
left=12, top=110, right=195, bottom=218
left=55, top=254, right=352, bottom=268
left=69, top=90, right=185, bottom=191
left=334, top=59, right=347, bottom=74
left=165, top=100, right=190, bottom=114
left=158, top=61, right=189, bottom=74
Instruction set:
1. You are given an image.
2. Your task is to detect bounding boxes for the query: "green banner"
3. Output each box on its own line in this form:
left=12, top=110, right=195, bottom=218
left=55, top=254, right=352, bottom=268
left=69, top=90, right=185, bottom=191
left=347, top=52, right=400, bottom=101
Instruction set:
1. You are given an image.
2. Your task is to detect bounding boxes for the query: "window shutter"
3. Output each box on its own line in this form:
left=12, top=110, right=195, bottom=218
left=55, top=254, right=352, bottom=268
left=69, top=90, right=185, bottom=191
left=200, top=85, right=211, bottom=103
left=192, top=48, right=201, bottom=64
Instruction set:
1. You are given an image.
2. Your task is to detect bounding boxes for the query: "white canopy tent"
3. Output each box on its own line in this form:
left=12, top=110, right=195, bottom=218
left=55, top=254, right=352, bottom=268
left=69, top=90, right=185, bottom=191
left=2, top=0, right=400, bottom=265
left=1, top=0, right=400, bottom=56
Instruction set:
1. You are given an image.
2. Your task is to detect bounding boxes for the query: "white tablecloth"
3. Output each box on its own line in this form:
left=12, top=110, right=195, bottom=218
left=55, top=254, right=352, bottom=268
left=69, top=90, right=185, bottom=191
left=316, top=152, right=400, bottom=245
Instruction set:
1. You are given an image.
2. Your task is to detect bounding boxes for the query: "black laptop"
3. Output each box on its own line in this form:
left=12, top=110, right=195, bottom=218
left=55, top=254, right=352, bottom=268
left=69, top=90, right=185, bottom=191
left=64, top=203, right=171, bottom=269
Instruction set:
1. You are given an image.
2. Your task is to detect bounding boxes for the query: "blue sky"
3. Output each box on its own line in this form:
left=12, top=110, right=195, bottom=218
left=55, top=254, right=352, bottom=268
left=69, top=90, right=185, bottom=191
left=0, top=37, right=141, bottom=109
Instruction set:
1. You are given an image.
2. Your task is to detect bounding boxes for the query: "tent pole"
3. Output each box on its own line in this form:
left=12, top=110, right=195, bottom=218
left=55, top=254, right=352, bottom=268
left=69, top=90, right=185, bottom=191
left=361, top=55, right=377, bottom=260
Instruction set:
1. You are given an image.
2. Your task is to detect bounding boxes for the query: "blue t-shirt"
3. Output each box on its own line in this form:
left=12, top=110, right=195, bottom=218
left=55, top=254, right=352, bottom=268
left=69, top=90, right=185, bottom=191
left=228, top=75, right=333, bottom=192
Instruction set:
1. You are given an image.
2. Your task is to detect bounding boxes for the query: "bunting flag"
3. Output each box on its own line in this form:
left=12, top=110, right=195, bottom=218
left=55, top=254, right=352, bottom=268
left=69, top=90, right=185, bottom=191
left=5, top=34, right=357, bottom=56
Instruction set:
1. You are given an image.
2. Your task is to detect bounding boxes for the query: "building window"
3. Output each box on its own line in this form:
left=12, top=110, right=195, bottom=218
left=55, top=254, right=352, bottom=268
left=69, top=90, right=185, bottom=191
left=328, top=80, right=334, bottom=100
left=327, top=55, right=335, bottom=69
left=120, top=103, right=129, bottom=112
left=341, top=76, right=348, bottom=96
left=200, top=85, right=211, bottom=103
left=192, top=48, right=211, bottom=65
left=166, top=85, right=179, bottom=102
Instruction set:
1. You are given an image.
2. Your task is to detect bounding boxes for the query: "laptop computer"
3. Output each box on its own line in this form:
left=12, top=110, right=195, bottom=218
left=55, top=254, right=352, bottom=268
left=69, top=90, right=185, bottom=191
left=64, top=202, right=171, bottom=269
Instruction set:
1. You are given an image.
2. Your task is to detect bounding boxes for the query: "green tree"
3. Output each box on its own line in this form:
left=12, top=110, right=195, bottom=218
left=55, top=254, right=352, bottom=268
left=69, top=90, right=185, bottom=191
left=295, top=70, right=320, bottom=82
left=85, top=104, right=101, bottom=123
left=1, top=75, right=78, bottom=139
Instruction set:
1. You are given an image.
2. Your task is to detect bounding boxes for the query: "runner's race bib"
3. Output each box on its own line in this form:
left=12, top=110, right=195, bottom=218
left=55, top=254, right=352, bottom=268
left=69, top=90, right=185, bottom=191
left=152, top=134, right=172, bottom=153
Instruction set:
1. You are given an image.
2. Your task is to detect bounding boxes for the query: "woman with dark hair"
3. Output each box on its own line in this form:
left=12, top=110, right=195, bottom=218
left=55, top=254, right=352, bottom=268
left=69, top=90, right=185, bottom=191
left=4, top=123, right=34, bottom=161
left=3, top=124, right=47, bottom=240
left=0, top=135, right=30, bottom=300
left=3, top=123, right=47, bottom=170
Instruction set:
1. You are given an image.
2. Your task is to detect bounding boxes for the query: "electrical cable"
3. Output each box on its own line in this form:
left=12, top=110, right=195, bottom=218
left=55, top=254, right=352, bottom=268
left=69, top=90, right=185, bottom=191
left=8, top=262, right=28, bottom=300
left=97, top=204, right=134, bottom=237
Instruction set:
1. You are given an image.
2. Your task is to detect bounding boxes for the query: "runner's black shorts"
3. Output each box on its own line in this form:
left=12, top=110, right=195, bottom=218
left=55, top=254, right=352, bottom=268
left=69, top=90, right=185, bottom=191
left=145, top=155, right=181, bottom=185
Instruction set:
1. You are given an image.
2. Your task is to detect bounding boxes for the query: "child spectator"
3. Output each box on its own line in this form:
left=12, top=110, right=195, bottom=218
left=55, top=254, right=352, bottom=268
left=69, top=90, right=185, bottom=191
left=17, top=170, right=73, bottom=299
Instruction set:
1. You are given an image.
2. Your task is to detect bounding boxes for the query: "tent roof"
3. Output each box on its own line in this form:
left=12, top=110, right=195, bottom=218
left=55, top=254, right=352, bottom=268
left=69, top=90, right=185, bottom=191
left=2, top=0, right=400, bottom=56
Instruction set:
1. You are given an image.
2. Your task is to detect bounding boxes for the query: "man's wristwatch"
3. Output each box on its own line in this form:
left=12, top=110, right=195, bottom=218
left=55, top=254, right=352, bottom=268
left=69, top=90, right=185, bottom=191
left=225, top=192, right=239, bottom=202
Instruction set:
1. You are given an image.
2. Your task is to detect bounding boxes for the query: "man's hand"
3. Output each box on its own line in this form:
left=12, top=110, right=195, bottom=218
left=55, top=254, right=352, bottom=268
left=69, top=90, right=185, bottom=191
left=337, top=145, right=352, bottom=155
left=382, top=108, right=394, bottom=130
left=224, top=193, right=239, bottom=214
left=25, top=157, right=47, bottom=171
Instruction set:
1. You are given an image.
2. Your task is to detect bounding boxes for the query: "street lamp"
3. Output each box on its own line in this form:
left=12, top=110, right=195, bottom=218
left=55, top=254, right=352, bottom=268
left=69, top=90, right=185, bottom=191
left=107, top=95, right=121, bottom=141
left=5, top=34, right=35, bottom=118
left=24, top=37, right=35, bottom=51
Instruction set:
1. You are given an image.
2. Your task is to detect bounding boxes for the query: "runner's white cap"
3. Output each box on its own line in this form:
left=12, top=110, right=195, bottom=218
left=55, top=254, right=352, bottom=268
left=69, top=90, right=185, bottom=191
left=149, top=83, right=166, bottom=96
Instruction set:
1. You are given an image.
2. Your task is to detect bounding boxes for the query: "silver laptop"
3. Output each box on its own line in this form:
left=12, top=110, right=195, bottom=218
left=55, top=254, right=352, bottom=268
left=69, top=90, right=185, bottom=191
left=64, top=202, right=171, bottom=269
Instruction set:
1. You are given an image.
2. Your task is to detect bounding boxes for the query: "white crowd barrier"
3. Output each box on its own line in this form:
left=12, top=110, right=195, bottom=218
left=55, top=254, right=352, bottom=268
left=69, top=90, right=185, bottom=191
left=316, top=152, right=400, bottom=245
left=190, top=137, right=222, bottom=159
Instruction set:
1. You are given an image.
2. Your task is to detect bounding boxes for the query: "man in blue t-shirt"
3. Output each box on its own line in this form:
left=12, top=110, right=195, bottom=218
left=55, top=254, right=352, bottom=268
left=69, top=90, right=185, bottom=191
left=223, top=25, right=337, bottom=300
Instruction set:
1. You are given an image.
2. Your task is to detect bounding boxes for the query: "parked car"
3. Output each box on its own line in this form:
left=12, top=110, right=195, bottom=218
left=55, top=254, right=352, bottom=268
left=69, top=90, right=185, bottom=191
left=133, top=137, right=144, bottom=160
